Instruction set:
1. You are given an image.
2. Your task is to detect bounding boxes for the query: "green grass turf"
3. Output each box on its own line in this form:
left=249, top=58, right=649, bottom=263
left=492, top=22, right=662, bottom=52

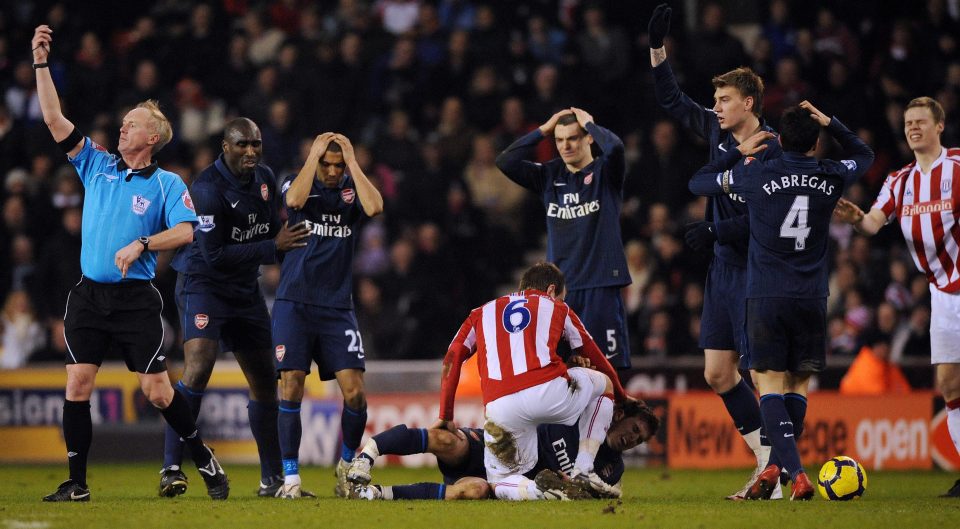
left=0, top=465, right=958, bottom=528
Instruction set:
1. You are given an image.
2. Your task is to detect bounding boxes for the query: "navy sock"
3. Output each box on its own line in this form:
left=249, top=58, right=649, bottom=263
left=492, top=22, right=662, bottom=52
left=278, top=400, right=302, bottom=474
left=718, top=377, right=762, bottom=436
left=162, top=381, right=203, bottom=468
left=249, top=399, right=282, bottom=480
left=340, top=402, right=367, bottom=462
left=372, top=424, right=429, bottom=456
left=161, top=391, right=211, bottom=469
left=784, top=393, right=807, bottom=439
left=759, top=394, right=803, bottom=478
left=62, top=400, right=92, bottom=486
left=391, top=482, right=445, bottom=500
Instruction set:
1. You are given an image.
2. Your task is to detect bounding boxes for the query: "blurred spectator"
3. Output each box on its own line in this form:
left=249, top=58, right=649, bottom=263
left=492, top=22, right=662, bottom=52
left=840, top=331, right=911, bottom=395
left=244, top=9, right=285, bottom=66
left=685, top=2, right=748, bottom=104
left=0, top=290, right=45, bottom=369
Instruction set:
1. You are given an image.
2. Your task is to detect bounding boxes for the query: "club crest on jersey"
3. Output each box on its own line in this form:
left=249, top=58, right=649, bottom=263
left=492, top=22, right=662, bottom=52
left=194, top=314, right=209, bottom=329
left=341, top=188, right=355, bottom=204
left=744, top=156, right=756, bottom=165
left=131, top=195, right=151, bottom=215
left=583, top=172, right=594, bottom=185
left=943, top=179, right=953, bottom=194
left=275, top=345, right=286, bottom=361
left=182, top=190, right=195, bottom=211
left=261, top=183, right=269, bottom=201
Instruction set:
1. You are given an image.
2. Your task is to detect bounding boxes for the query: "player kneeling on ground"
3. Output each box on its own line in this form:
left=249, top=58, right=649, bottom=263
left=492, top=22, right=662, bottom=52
left=343, top=398, right=658, bottom=501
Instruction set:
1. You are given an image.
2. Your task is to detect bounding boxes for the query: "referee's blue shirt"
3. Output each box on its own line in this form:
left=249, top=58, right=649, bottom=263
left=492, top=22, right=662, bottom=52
left=69, top=137, right=198, bottom=283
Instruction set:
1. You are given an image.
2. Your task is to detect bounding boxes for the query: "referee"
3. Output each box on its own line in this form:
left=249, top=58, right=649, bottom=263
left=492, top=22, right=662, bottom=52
left=32, top=25, right=229, bottom=501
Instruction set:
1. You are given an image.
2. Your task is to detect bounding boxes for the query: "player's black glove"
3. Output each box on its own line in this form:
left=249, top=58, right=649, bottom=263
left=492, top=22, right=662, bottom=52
left=684, top=221, right=717, bottom=252
left=648, top=3, right=672, bottom=49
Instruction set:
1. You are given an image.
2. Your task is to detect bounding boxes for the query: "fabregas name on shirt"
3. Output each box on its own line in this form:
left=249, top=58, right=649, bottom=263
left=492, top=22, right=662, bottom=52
left=762, top=173, right=836, bottom=196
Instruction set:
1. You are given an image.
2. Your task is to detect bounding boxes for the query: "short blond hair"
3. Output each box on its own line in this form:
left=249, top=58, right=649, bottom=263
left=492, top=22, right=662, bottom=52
left=905, top=96, right=945, bottom=124
left=136, top=100, right=173, bottom=154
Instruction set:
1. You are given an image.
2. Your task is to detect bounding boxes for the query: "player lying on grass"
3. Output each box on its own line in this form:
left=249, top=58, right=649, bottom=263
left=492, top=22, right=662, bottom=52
left=342, top=399, right=659, bottom=501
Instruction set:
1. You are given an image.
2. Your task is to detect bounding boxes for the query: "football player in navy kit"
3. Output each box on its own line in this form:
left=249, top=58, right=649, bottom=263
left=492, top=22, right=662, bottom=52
left=495, top=108, right=632, bottom=371
left=160, top=118, right=309, bottom=498
left=342, top=400, right=659, bottom=501
left=688, top=101, right=874, bottom=500
left=272, top=132, right=384, bottom=498
left=648, top=3, right=784, bottom=498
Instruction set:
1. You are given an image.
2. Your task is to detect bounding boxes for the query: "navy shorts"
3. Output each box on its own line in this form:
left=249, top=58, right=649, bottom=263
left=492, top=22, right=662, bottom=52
left=438, top=428, right=486, bottom=485
left=176, top=274, right=272, bottom=352
left=272, top=300, right=366, bottom=380
left=700, top=258, right=748, bottom=359
left=745, top=297, right=826, bottom=373
left=564, top=286, right=631, bottom=369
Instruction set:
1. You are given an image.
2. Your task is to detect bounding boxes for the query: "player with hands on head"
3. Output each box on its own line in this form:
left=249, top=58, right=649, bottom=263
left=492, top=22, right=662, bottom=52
left=688, top=100, right=874, bottom=501
left=32, top=24, right=228, bottom=502
left=496, top=107, right=633, bottom=371
left=272, top=131, right=384, bottom=499
left=159, top=117, right=309, bottom=498
left=648, top=2, right=785, bottom=499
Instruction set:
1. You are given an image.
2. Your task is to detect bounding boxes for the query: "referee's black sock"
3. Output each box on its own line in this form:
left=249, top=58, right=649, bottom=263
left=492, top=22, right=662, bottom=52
left=62, top=400, right=92, bottom=487
left=161, top=391, right=212, bottom=468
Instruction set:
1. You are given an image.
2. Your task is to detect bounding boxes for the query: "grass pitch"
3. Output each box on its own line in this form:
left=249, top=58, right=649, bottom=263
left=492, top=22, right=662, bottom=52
left=1, top=464, right=958, bottom=528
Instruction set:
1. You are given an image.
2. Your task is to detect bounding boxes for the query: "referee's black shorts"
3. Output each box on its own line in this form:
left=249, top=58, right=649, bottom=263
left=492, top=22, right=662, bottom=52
left=64, top=276, right=167, bottom=374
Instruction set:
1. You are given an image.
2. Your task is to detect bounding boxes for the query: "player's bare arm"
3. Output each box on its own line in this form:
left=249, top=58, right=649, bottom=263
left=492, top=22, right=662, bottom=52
left=286, top=132, right=334, bottom=209
left=33, top=25, right=81, bottom=156
left=334, top=133, right=384, bottom=217
left=736, top=131, right=776, bottom=156
left=538, top=109, right=573, bottom=137
left=834, top=198, right=885, bottom=236
left=114, top=221, right=194, bottom=278
left=273, top=221, right=309, bottom=251
left=648, top=3, right=672, bottom=67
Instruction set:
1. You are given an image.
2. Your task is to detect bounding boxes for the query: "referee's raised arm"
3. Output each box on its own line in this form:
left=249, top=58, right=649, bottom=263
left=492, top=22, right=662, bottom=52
left=32, top=25, right=82, bottom=157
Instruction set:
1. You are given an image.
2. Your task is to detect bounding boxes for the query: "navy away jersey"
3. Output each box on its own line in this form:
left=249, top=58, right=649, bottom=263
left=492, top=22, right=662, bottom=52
left=496, top=123, right=630, bottom=290
left=535, top=423, right=624, bottom=486
left=172, top=157, right=280, bottom=299
left=653, top=61, right=782, bottom=266
left=276, top=173, right=366, bottom=309
left=689, top=118, right=874, bottom=299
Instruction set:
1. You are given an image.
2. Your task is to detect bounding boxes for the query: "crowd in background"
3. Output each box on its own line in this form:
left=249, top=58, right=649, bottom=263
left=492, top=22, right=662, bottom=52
left=0, top=0, right=958, bottom=369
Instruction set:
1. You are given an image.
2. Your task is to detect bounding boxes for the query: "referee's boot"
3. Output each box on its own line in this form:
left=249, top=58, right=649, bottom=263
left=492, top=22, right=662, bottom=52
left=42, top=479, right=90, bottom=502
left=158, top=465, right=188, bottom=497
left=197, top=445, right=230, bottom=500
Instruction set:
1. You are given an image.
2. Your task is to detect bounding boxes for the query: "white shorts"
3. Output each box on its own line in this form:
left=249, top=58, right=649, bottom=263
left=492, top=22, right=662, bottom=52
left=482, top=367, right=608, bottom=483
left=930, top=284, right=960, bottom=364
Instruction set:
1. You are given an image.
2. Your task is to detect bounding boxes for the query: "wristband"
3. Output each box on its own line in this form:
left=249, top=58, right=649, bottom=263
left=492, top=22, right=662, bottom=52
left=32, top=62, right=49, bottom=69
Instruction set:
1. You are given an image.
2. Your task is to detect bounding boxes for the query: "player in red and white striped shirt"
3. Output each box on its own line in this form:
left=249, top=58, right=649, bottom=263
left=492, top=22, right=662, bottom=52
left=436, top=262, right=635, bottom=500
left=835, top=97, right=960, bottom=497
